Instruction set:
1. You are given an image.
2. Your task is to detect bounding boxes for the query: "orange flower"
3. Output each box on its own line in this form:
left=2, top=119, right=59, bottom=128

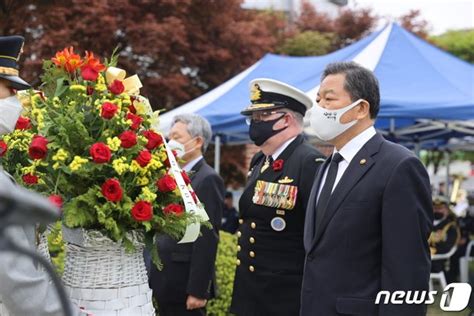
left=52, top=47, right=83, bottom=73
left=82, top=51, right=106, bottom=73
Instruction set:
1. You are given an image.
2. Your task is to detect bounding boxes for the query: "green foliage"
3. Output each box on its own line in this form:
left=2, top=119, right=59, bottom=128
left=47, top=221, right=66, bottom=275
left=277, top=31, right=336, bottom=56
left=431, top=29, right=474, bottom=63
left=207, top=231, right=238, bottom=316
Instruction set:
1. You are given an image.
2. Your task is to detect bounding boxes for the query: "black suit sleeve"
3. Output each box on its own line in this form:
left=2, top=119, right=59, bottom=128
left=380, top=157, right=433, bottom=316
left=186, top=173, right=225, bottom=299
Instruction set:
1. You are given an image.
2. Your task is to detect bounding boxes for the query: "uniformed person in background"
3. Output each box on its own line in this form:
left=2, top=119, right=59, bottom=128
left=429, top=196, right=461, bottom=273
left=230, top=78, right=324, bottom=316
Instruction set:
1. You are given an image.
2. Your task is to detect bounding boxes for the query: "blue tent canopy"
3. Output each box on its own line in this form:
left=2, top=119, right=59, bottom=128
left=160, top=23, right=474, bottom=144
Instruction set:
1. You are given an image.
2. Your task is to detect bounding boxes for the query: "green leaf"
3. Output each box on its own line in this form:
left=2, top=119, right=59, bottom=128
left=54, top=78, right=68, bottom=97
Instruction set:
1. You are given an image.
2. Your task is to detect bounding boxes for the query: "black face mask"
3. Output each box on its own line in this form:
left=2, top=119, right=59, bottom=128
left=434, top=212, right=445, bottom=220
left=249, top=114, right=287, bottom=146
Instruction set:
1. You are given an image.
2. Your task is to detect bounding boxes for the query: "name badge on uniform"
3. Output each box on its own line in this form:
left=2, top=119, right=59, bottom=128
left=252, top=180, right=298, bottom=210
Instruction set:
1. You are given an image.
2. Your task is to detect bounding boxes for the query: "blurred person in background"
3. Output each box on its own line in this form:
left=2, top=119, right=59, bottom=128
left=149, top=114, right=225, bottom=316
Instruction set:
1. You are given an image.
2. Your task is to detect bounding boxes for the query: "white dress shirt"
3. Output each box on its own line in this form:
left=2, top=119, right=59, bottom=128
left=183, top=155, right=203, bottom=172
left=272, top=136, right=297, bottom=160
left=317, top=126, right=377, bottom=202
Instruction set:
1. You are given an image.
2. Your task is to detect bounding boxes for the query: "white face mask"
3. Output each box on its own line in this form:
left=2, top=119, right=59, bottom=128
left=168, top=137, right=199, bottom=159
left=0, top=96, right=23, bottom=135
left=167, top=139, right=186, bottom=158
left=309, top=99, right=363, bottom=141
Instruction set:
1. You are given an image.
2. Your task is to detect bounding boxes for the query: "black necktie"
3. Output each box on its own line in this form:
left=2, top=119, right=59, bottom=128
left=315, top=153, right=343, bottom=234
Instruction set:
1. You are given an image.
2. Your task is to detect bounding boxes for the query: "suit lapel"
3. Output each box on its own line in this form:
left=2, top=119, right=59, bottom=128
left=189, top=158, right=205, bottom=181
left=303, top=157, right=330, bottom=251
left=310, top=133, right=385, bottom=250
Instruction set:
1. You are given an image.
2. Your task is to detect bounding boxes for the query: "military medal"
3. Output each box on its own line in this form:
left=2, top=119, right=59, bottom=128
left=260, top=156, right=271, bottom=173
left=271, top=217, right=286, bottom=232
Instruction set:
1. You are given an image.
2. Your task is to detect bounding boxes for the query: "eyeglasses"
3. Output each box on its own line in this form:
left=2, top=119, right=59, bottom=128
left=245, top=111, right=286, bottom=125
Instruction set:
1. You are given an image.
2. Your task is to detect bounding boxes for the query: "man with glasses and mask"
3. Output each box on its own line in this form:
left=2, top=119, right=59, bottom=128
left=230, top=78, right=324, bottom=316
left=149, top=114, right=225, bottom=316
left=301, top=62, right=432, bottom=316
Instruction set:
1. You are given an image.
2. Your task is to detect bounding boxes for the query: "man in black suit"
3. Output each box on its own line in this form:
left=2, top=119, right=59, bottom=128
left=301, top=61, right=433, bottom=316
left=230, top=78, right=324, bottom=316
left=149, top=114, right=225, bottom=316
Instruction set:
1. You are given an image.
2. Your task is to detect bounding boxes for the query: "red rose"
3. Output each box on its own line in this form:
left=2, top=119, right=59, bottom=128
left=131, top=201, right=153, bottom=221
left=81, top=65, right=99, bottom=81
left=22, top=173, right=38, bottom=185
left=48, top=195, right=63, bottom=209
left=163, top=203, right=184, bottom=216
left=126, top=113, right=143, bottom=130
left=89, top=142, right=111, bottom=163
left=143, top=130, right=163, bottom=150
left=101, top=102, right=118, bottom=119
left=119, top=131, right=137, bottom=148
left=101, top=178, right=123, bottom=202
left=15, top=116, right=31, bottom=130
left=109, top=79, right=125, bottom=95
left=86, top=85, right=94, bottom=95
left=272, top=159, right=284, bottom=171
left=156, top=174, right=177, bottom=192
left=136, top=150, right=152, bottom=167
left=181, top=170, right=191, bottom=185
left=0, top=140, right=7, bottom=157
left=28, top=135, right=48, bottom=160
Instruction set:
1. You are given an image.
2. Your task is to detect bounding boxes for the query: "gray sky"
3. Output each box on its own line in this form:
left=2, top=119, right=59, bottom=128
left=350, top=0, right=474, bottom=35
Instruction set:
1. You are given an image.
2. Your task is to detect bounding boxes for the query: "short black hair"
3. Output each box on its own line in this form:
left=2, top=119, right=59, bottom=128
left=225, top=191, right=233, bottom=199
left=322, top=62, right=380, bottom=119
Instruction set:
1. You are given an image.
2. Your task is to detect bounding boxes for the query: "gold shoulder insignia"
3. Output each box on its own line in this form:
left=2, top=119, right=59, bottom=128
left=278, top=176, right=294, bottom=184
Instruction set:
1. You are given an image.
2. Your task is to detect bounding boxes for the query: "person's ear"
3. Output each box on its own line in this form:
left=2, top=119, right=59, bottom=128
left=355, top=100, right=371, bottom=120
left=194, top=136, right=204, bottom=150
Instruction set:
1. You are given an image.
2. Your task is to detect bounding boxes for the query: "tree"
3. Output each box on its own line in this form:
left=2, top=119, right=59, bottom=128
left=277, top=31, right=336, bottom=56
left=398, top=9, right=430, bottom=39
left=431, top=29, right=474, bottom=63
left=0, top=0, right=280, bottom=110
left=278, top=0, right=377, bottom=56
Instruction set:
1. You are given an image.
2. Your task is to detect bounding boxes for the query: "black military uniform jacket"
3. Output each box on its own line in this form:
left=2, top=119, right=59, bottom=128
left=230, top=135, right=324, bottom=316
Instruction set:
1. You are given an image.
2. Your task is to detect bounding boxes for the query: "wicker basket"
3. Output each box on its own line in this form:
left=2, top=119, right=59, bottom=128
left=62, top=226, right=155, bottom=316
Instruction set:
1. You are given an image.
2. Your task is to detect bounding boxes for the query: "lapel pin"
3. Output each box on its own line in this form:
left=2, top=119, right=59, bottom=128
left=360, top=159, right=367, bottom=165
left=315, top=158, right=325, bottom=163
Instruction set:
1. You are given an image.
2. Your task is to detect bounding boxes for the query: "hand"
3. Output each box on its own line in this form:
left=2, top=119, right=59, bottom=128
left=0, top=79, right=13, bottom=99
left=186, top=295, right=207, bottom=310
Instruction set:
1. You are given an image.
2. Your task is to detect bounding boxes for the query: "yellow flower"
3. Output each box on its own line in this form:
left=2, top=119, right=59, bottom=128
left=69, top=84, right=87, bottom=93
left=107, top=137, right=121, bottom=152
left=148, top=154, right=164, bottom=171
left=69, top=156, right=88, bottom=172
left=52, top=96, right=61, bottom=108
left=136, top=177, right=150, bottom=186
left=31, top=108, right=45, bottom=130
left=140, top=186, right=157, bottom=202
left=31, top=94, right=44, bottom=108
left=52, top=148, right=69, bottom=162
left=112, top=157, right=129, bottom=175
left=95, top=73, right=107, bottom=92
